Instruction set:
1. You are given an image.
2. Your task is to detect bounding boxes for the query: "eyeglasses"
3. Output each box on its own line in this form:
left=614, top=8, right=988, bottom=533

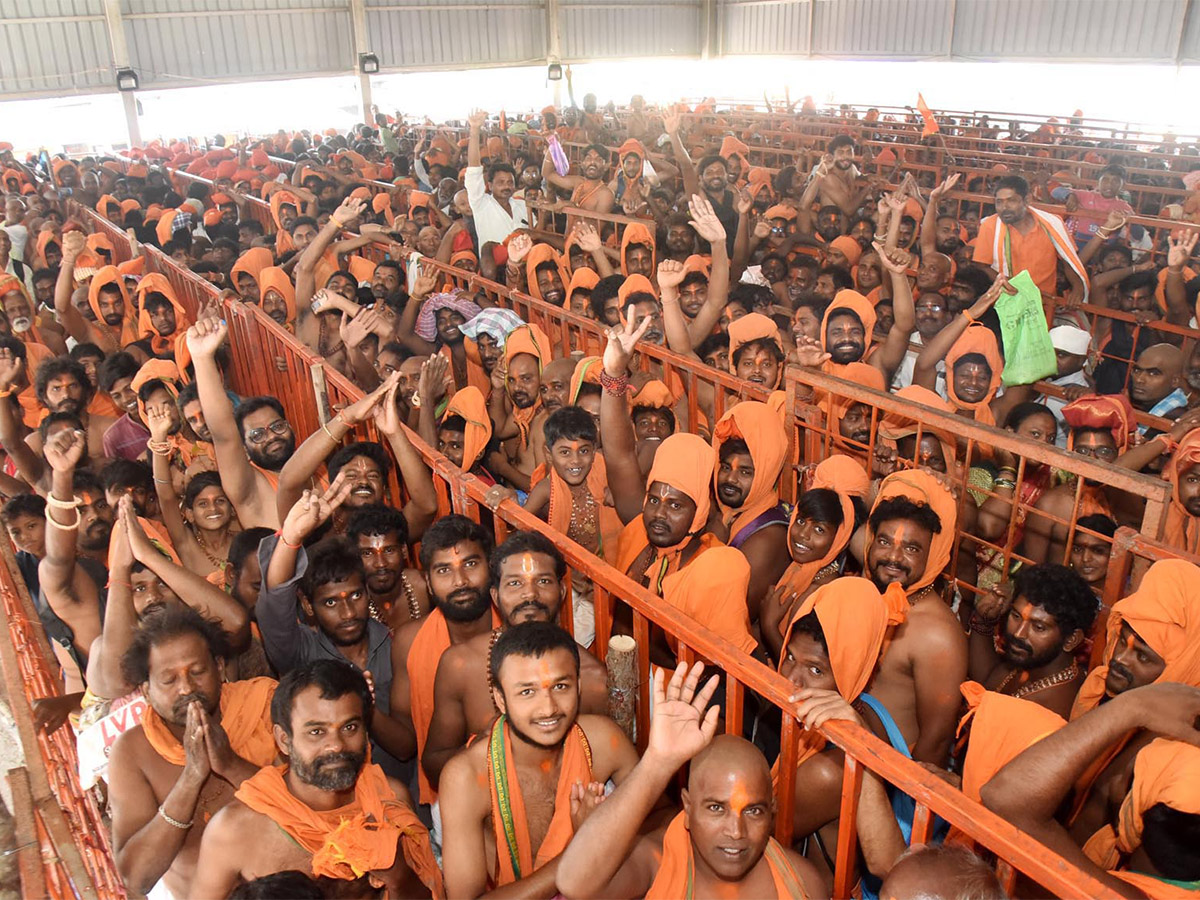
left=246, top=420, right=291, bottom=444
left=1073, top=444, right=1117, bottom=461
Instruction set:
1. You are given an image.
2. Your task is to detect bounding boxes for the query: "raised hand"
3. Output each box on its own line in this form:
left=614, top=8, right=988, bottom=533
left=972, top=583, right=1014, bottom=624
left=507, top=232, right=533, bottom=265
left=186, top=316, right=229, bottom=360
left=753, top=217, right=771, bottom=241
left=340, top=308, right=379, bottom=350
left=793, top=335, right=831, bottom=369
left=411, top=265, right=438, bottom=300
left=645, top=662, right=721, bottom=770
left=121, top=496, right=157, bottom=563
left=1168, top=229, right=1200, bottom=269
left=662, top=107, right=681, bottom=137
left=146, top=402, right=174, bottom=443
left=657, top=259, right=685, bottom=290
left=574, top=223, right=602, bottom=254
left=341, top=372, right=397, bottom=425
left=280, top=471, right=355, bottom=546
left=1102, top=210, right=1127, bottom=233
left=734, top=187, right=753, bottom=217
left=61, top=230, right=86, bottom=259
left=108, top=496, right=133, bottom=572
left=872, top=240, right=913, bottom=274
left=44, top=427, right=86, bottom=473
left=687, top=193, right=727, bottom=245
left=602, top=305, right=652, bottom=377
left=468, top=109, right=488, bottom=131
left=0, top=353, right=23, bottom=391
left=200, top=708, right=238, bottom=779
left=331, top=196, right=367, bottom=228
left=417, top=353, right=449, bottom=408
left=372, top=376, right=405, bottom=437
left=929, top=172, right=961, bottom=199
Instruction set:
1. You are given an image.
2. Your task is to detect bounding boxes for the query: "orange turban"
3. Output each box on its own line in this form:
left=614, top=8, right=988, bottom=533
left=135, top=273, right=190, bottom=353
left=566, top=267, right=599, bottom=312
left=155, top=208, right=181, bottom=246
left=620, top=222, right=656, bottom=277
left=568, top=356, right=602, bottom=404
left=617, top=274, right=657, bottom=308
left=682, top=254, right=711, bottom=280
left=1163, top=429, right=1200, bottom=555
left=524, top=243, right=569, bottom=305
left=645, top=432, right=715, bottom=536
left=830, top=235, right=863, bottom=267
left=1071, top=558, right=1200, bottom=718
left=269, top=190, right=301, bottom=230
left=631, top=379, right=675, bottom=412
left=1061, top=393, right=1136, bottom=453
left=727, top=312, right=784, bottom=381
left=257, top=266, right=297, bottom=328
left=764, top=204, right=797, bottom=222
left=747, top=167, right=773, bottom=199
left=944, top=324, right=1003, bottom=426
left=96, top=194, right=120, bottom=217
left=349, top=186, right=371, bottom=202
left=618, top=138, right=646, bottom=161
left=441, top=386, right=492, bottom=469
left=869, top=470, right=958, bottom=598
left=87, top=265, right=138, bottom=345
left=957, top=682, right=1066, bottom=802
left=712, top=401, right=788, bottom=540
left=719, top=135, right=749, bottom=167
left=120, top=198, right=142, bottom=216
left=878, top=384, right=959, bottom=474
left=811, top=455, right=870, bottom=498
left=821, top=289, right=876, bottom=361
left=130, top=358, right=182, bottom=423
left=1083, top=738, right=1200, bottom=871
left=503, top=322, right=551, bottom=371
left=372, top=192, right=395, bottom=226
left=231, top=247, right=274, bottom=291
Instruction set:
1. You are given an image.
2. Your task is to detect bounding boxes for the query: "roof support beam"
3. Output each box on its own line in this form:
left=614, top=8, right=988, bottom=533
left=102, top=0, right=141, bottom=149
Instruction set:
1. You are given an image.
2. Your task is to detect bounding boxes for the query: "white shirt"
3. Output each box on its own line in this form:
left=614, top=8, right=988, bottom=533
left=465, top=165, right=528, bottom=248
left=1, top=223, right=27, bottom=262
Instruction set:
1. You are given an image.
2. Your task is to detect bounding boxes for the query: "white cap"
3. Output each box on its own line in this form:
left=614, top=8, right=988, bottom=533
left=1049, top=324, right=1091, bottom=356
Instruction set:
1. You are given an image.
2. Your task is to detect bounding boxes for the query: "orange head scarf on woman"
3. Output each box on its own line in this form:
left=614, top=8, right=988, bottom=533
left=441, top=386, right=492, bottom=471
left=712, top=401, right=788, bottom=542
left=88, top=265, right=139, bottom=345
left=944, top=324, right=1004, bottom=426
left=869, top=470, right=958, bottom=599
left=504, top=323, right=551, bottom=449
left=257, top=266, right=298, bottom=331
left=620, top=222, right=656, bottom=277
left=135, top=273, right=190, bottom=356
left=1083, top=738, right=1200, bottom=872
left=1162, top=430, right=1200, bottom=556
left=1071, top=558, right=1200, bottom=719
left=820, top=289, right=876, bottom=376
left=1061, top=393, right=1136, bottom=453
left=524, top=243, right=569, bottom=306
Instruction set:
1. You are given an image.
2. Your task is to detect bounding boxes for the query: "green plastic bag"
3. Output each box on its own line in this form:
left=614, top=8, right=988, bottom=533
left=994, top=270, right=1057, bottom=387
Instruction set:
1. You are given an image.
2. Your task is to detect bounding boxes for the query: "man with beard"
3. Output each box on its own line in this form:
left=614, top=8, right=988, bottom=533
left=191, top=660, right=440, bottom=899
left=439, top=622, right=638, bottom=897
left=812, top=134, right=874, bottom=218
left=465, top=110, right=528, bottom=254
left=421, top=530, right=610, bottom=788
left=56, top=232, right=136, bottom=352
left=660, top=212, right=698, bottom=263
left=973, top=175, right=1087, bottom=301
left=187, top=315, right=296, bottom=529
left=921, top=173, right=966, bottom=259
left=371, top=258, right=404, bottom=307
left=260, top=475, right=417, bottom=775
left=490, top=322, right=552, bottom=490
left=665, top=110, right=739, bottom=255
left=891, top=289, right=952, bottom=392
left=107, top=606, right=277, bottom=900
left=538, top=356, right=579, bottom=417
left=0, top=273, right=67, bottom=355
left=862, top=471, right=967, bottom=766
left=966, top=563, right=1096, bottom=718
left=38, top=428, right=113, bottom=691
left=346, top=504, right=429, bottom=631
left=26, top=355, right=116, bottom=459
left=389, top=515, right=497, bottom=806
left=543, top=141, right=615, bottom=230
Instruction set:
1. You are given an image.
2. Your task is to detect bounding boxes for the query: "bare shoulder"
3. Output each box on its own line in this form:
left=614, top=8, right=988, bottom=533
left=109, top=723, right=150, bottom=772
left=577, top=713, right=635, bottom=773
left=438, top=741, right=490, bottom=811
left=392, top=616, right=424, bottom=662
left=780, top=844, right=829, bottom=900
left=385, top=775, right=416, bottom=809
left=439, top=632, right=489, bottom=680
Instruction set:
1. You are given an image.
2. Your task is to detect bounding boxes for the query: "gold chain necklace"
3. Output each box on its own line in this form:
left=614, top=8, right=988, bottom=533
left=997, top=662, right=1080, bottom=699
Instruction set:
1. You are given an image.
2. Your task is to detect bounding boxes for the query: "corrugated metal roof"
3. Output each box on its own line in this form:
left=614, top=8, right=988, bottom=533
left=366, top=0, right=546, bottom=69
left=560, top=0, right=703, bottom=60
left=719, top=0, right=811, bottom=57
left=0, top=0, right=113, bottom=96
left=812, top=0, right=951, bottom=58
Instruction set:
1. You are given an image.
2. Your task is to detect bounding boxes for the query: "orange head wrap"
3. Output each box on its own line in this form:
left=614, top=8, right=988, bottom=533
left=944, top=324, right=1004, bottom=425
left=568, top=356, right=603, bottom=405
left=764, top=204, right=797, bottom=222
left=231, top=247, right=274, bottom=292
left=821, top=289, right=877, bottom=361
left=269, top=190, right=301, bottom=230
left=96, top=194, right=120, bottom=217
left=617, top=273, right=657, bottom=307
left=868, top=470, right=958, bottom=598
left=130, top=358, right=182, bottom=423
left=1163, top=429, right=1200, bottom=555
left=525, top=243, right=569, bottom=306
left=135, top=273, right=190, bottom=352
left=712, top=401, right=788, bottom=539
left=441, top=386, right=492, bottom=469
left=824, top=362, right=886, bottom=453
left=631, top=379, right=676, bottom=413
left=878, top=385, right=959, bottom=475
left=87, top=265, right=137, bottom=344
left=503, top=322, right=551, bottom=372
left=681, top=254, right=711, bottom=280
left=646, top=432, right=715, bottom=537
left=719, top=135, right=749, bottom=167
left=726, top=313, right=784, bottom=382
left=957, top=681, right=1066, bottom=802
left=1061, top=393, right=1136, bottom=453
left=566, top=267, right=599, bottom=313
left=257, top=266, right=297, bottom=328
left=620, top=223, right=657, bottom=278
left=618, top=138, right=646, bottom=162
left=829, top=235, right=863, bottom=267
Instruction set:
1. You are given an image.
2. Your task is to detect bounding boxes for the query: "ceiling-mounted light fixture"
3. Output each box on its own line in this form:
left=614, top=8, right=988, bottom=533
left=359, top=53, right=379, bottom=74
left=547, top=58, right=563, bottom=81
left=116, top=68, right=139, bottom=91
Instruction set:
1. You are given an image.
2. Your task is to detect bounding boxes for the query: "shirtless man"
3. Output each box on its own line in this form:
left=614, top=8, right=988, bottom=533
left=107, top=607, right=276, bottom=899
left=20, top=355, right=114, bottom=459
left=862, top=475, right=968, bottom=766
left=542, top=141, right=615, bottom=231
left=812, top=135, right=876, bottom=219
left=390, top=515, right=496, bottom=805
left=191, top=660, right=439, bottom=899
left=187, top=315, right=295, bottom=529
left=421, top=530, right=609, bottom=788
left=556, top=662, right=828, bottom=899
left=439, top=622, right=639, bottom=897
left=488, top=325, right=549, bottom=490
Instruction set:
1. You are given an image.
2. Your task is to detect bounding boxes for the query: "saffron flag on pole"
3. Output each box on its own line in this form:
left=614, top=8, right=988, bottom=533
left=917, top=93, right=940, bottom=137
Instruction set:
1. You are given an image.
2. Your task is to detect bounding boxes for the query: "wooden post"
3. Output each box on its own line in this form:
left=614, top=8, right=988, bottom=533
left=606, top=635, right=637, bottom=742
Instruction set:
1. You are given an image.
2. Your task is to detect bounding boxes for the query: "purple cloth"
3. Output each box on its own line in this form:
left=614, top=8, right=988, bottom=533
left=414, top=291, right=483, bottom=342
left=102, top=414, right=150, bottom=462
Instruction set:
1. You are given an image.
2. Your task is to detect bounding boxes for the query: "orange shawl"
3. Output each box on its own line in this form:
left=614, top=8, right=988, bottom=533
left=944, top=324, right=1003, bottom=427
left=712, top=401, right=788, bottom=542
left=438, top=343, right=489, bottom=396
left=442, top=386, right=492, bottom=469
left=660, top=543, right=757, bottom=655
left=1084, top=738, right=1200, bottom=872
left=135, top=273, right=190, bottom=357
left=540, top=454, right=622, bottom=562
left=1071, top=559, right=1200, bottom=719
left=488, top=717, right=592, bottom=887
left=869, top=470, right=958, bottom=598
left=141, top=676, right=277, bottom=768
left=620, top=222, right=656, bottom=277
left=646, top=812, right=809, bottom=899
left=1162, top=430, right=1200, bottom=556
left=504, top=323, right=551, bottom=449
left=236, top=762, right=441, bottom=891
left=525, top=243, right=569, bottom=305
left=614, top=432, right=716, bottom=593
left=87, top=265, right=139, bottom=346
left=258, top=266, right=297, bottom=331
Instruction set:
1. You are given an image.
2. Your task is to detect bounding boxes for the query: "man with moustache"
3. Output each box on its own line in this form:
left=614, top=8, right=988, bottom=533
left=24, top=355, right=116, bottom=458
left=966, top=563, right=1097, bottom=718
left=439, top=622, right=638, bottom=897
left=190, top=660, right=440, bottom=899
left=346, top=504, right=430, bottom=631
left=421, top=530, right=610, bottom=789
left=188, top=315, right=297, bottom=529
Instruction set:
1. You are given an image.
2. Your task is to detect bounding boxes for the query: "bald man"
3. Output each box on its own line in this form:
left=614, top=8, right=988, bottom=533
left=1129, top=343, right=1188, bottom=422
left=539, top=356, right=580, bottom=418
left=556, top=663, right=827, bottom=899
left=915, top=251, right=954, bottom=294
left=880, top=845, right=1006, bottom=900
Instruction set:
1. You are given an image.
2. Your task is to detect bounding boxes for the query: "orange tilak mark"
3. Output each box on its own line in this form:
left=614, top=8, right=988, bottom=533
left=729, top=780, right=752, bottom=817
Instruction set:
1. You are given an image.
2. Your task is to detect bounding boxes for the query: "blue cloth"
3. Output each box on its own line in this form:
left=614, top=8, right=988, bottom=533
left=1141, top=387, right=1189, bottom=434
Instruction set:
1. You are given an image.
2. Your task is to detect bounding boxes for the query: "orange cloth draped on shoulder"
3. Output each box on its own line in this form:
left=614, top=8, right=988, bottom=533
left=878, top=384, right=960, bottom=477
left=87, top=265, right=140, bottom=346
left=727, top=312, right=785, bottom=385
left=231, top=248, right=275, bottom=292
left=442, top=386, right=493, bottom=470
left=407, top=606, right=501, bottom=805
left=869, top=470, right=958, bottom=598
left=568, top=356, right=603, bottom=404
left=347, top=255, right=377, bottom=286
left=820, top=289, right=876, bottom=377
left=0, top=275, right=49, bottom=348
left=776, top=578, right=909, bottom=768
left=524, top=243, right=569, bottom=305
left=1061, top=393, right=1136, bottom=454
left=619, top=222, right=656, bottom=277
left=257, top=266, right=297, bottom=331
left=712, top=401, right=788, bottom=542
left=660, top=542, right=757, bottom=655
left=956, top=681, right=1066, bottom=802
left=944, top=324, right=1003, bottom=426
left=1071, top=558, right=1200, bottom=719
left=236, top=762, right=442, bottom=892
left=141, top=677, right=277, bottom=768
left=566, top=268, right=599, bottom=313
left=539, top=453, right=623, bottom=563
left=614, top=432, right=717, bottom=595
left=503, top=323, right=551, bottom=449
left=1162, top=430, right=1200, bottom=556
left=489, top=717, right=592, bottom=887
left=16, top=342, right=55, bottom=429
left=1083, top=738, right=1200, bottom=872
left=647, top=811, right=809, bottom=899
left=135, top=273, right=191, bottom=357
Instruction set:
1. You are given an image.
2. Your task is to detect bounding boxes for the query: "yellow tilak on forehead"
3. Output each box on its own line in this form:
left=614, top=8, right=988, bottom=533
left=519, top=552, right=536, bottom=575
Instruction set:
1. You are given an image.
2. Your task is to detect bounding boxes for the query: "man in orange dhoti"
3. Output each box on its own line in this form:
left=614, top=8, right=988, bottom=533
left=192, top=659, right=442, bottom=899
left=438, top=622, right=638, bottom=898
left=557, top=661, right=826, bottom=899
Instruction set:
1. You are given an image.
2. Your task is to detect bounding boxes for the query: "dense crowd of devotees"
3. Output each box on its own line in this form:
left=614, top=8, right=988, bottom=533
left=3, top=92, right=1200, bottom=900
